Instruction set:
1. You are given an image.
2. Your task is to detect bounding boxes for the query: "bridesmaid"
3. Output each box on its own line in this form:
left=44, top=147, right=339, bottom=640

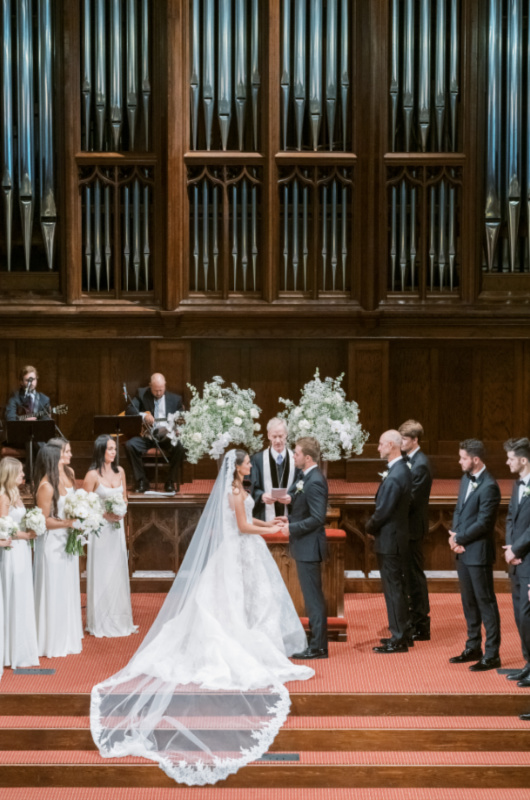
left=83, top=435, right=137, bottom=638
left=34, top=440, right=83, bottom=658
left=0, top=457, right=39, bottom=669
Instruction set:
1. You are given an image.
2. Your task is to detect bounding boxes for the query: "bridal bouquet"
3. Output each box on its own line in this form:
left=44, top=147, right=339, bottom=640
left=103, top=492, right=128, bottom=529
left=63, top=489, right=104, bottom=556
left=178, top=376, right=263, bottom=463
left=22, top=507, right=47, bottom=549
left=0, top=516, right=18, bottom=550
left=279, top=369, right=368, bottom=461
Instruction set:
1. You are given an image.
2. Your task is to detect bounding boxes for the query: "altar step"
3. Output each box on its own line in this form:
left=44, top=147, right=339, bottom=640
left=0, top=750, right=529, bottom=789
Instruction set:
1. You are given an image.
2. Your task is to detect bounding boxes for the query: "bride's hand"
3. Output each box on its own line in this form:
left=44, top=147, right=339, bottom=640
left=268, top=525, right=283, bottom=535
left=104, top=512, right=121, bottom=523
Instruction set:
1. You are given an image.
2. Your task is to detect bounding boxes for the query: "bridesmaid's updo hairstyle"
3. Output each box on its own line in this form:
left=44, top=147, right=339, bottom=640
left=90, top=434, right=119, bottom=475
left=0, top=456, right=23, bottom=506
left=232, top=449, right=248, bottom=489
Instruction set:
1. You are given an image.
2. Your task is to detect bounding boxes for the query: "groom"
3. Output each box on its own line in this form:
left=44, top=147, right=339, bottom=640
left=276, top=436, right=329, bottom=659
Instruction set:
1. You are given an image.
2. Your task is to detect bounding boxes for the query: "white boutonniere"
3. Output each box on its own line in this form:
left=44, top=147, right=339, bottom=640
left=378, top=471, right=388, bottom=481
left=295, top=480, right=304, bottom=494
left=523, top=486, right=530, bottom=498
left=407, top=461, right=412, bottom=470
left=469, top=481, right=478, bottom=492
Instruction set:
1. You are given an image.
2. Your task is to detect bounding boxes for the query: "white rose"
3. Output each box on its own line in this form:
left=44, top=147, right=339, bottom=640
left=234, top=417, right=242, bottom=426
left=294, top=408, right=302, bottom=417
left=334, top=392, right=343, bottom=404
left=299, top=419, right=311, bottom=430
left=237, top=409, right=244, bottom=416
left=253, top=423, right=261, bottom=431
left=216, top=399, right=226, bottom=407
left=192, top=432, right=203, bottom=442
left=250, top=408, right=259, bottom=419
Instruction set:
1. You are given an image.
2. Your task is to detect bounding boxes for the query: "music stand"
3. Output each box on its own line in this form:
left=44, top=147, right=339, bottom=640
left=93, top=416, right=142, bottom=467
left=5, top=420, right=56, bottom=486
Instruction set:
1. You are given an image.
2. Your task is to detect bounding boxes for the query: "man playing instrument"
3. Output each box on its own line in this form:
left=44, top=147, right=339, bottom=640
left=125, top=373, right=184, bottom=494
left=5, top=366, right=51, bottom=422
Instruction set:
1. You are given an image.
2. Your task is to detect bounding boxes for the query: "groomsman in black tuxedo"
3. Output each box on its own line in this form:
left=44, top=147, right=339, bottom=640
left=448, top=439, right=501, bottom=671
left=250, top=418, right=298, bottom=522
left=125, top=373, right=184, bottom=494
left=503, top=438, right=530, bottom=687
left=275, top=437, right=329, bottom=659
left=399, top=420, right=433, bottom=641
left=366, top=430, right=412, bottom=653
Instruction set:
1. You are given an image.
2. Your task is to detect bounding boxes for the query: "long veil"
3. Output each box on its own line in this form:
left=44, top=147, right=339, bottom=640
left=90, top=450, right=298, bottom=786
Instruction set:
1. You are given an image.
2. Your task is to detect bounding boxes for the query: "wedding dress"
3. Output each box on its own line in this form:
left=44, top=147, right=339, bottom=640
left=86, top=481, right=137, bottom=638
left=0, top=504, right=39, bottom=667
left=34, top=486, right=83, bottom=658
left=91, top=450, right=313, bottom=785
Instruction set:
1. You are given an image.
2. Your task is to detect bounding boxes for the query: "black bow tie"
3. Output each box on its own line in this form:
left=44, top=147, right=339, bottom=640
left=467, top=473, right=478, bottom=482
left=517, top=480, right=524, bottom=486
left=402, top=455, right=410, bottom=463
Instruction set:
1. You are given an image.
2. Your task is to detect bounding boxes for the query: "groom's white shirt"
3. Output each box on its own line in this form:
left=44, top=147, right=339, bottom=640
left=262, top=446, right=296, bottom=522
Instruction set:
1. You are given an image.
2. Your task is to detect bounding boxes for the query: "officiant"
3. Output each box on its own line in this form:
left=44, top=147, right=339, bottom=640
left=250, top=417, right=298, bottom=521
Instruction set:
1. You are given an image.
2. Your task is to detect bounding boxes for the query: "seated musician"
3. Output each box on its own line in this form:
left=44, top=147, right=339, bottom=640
left=5, top=366, right=51, bottom=422
left=125, top=372, right=184, bottom=494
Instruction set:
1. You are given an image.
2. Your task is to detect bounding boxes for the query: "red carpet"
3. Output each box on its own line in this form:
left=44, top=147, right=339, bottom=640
left=0, top=593, right=528, bottom=696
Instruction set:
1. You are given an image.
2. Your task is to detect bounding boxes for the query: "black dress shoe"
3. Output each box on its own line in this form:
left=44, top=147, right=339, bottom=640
left=411, top=630, right=431, bottom=641
left=469, top=655, right=501, bottom=672
left=136, top=480, right=149, bottom=493
left=449, top=648, right=482, bottom=664
left=520, top=712, right=530, bottom=721
left=164, top=481, right=176, bottom=493
left=373, top=641, right=409, bottom=653
left=506, top=665, right=530, bottom=681
left=380, top=636, right=414, bottom=647
left=517, top=677, right=530, bottom=688
left=292, top=647, right=328, bottom=659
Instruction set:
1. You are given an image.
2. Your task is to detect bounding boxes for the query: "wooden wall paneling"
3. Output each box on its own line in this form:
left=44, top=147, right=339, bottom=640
left=388, top=344, right=436, bottom=437
left=150, top=341, right=192, bottom=401
left=62, top=0, right=82, bottom=302
left=295, top=342, right=346, bottom=389
left=248, top=343, right=293, bottom=425
left=523, top=341, right=530, bottom=435
left=437, top=345, right=474, bottom=444
left=0, top=344, right=12, bottom=419
left=478, top=345, right=518, bottom=442
left=57, top=344, right=102, bottom=441
left=347, top=341, right=389, bottom=443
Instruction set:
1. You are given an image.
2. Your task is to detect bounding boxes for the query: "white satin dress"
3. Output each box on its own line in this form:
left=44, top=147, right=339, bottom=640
left=86, top=481, right=137, bottom=638
left=0, top=504, right=39, bottom=668
left=34, top=486, right=83, bottom=658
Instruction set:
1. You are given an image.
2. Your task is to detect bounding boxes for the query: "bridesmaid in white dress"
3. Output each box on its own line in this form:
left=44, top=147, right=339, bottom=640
left=83, top=435, right=137, bottom=638
left=0, top=457, right=38, bottom=668
left=34, top=439, right=84, bottom=658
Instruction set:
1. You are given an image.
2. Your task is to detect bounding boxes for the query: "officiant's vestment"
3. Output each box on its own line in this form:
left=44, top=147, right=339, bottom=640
left=452, top=469, right=501, bottom=659
left=505, top=475, right=530, bottom=666
left=125, top=387, right=184, bottom=486
left=250, top=447, right=297, bottom=521
left=288, top=466, right=328, bottom=650
left=406, top=449, right=433, bottom=633
left=366, top=458, right=412, bottom=643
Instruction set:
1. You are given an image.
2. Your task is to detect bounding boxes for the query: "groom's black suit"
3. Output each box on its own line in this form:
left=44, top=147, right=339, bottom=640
left=505, top=478, right=530, bottom=666
left=288, top=466, right=328, bottom=650
left=366, top=458, right=412, bottom=643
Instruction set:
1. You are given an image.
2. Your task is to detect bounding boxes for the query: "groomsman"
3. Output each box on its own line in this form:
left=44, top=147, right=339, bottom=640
left=250, top=418, right=297, bottom=521
left=503, top=438, right=530, bottom=687
left=276, top=437, right=329, bottom=659
left=366, top=430, right=412, bottom=653
left=399, top=420, right=433, bottom=641
left=448, top=439, right=501, bottom=671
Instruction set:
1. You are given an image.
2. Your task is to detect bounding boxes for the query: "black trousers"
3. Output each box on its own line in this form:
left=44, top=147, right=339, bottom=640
left=407, top=536, right=430, bottom=629
left=377, top=552, right=410, bottom=642
left=510, top=568, right=530, bottom=665
left=125, top=435, right=184, bottom=484
left=456, top=560, right=501, bottom=658
left=295, top=560, right=327, bottom=650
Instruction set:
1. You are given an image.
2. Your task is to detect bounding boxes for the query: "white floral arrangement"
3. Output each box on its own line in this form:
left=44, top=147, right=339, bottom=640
left=103, top=492, right=128, bottom=529
left=22, top=507, right=47, bottom=549
left=177, top=376, right=263, bottom=463
left=279, top=369, right=368, bottom=461
left=0, top=516, right=18, bottom=550
left=63, top=489, right=104, bottom=556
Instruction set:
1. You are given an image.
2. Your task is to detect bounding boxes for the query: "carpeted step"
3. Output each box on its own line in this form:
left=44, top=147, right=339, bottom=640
left=0, top=750, right=529, bottom=789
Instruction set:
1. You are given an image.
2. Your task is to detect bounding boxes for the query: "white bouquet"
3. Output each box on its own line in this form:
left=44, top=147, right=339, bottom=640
left=103, top=492, right=128, bottom=529
left=0, top=515, right=18, bottom=550
left=22, top=507, right=47, bottom=549
left=279, top=369, right=369, bottom=461
left=63, top=489, right=104, bottom=556
left=178, top=376, right=263, bottom=463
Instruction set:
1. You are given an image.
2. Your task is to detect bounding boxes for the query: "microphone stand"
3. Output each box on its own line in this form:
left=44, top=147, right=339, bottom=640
left=122, top=384, right=169, bottom=465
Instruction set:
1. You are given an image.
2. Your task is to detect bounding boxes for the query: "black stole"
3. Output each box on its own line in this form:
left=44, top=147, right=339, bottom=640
left=268, top=449, right=290, bottom=516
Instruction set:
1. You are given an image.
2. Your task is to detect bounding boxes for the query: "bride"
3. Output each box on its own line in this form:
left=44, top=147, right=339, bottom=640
left=91, top=449, right=314, bottom=785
